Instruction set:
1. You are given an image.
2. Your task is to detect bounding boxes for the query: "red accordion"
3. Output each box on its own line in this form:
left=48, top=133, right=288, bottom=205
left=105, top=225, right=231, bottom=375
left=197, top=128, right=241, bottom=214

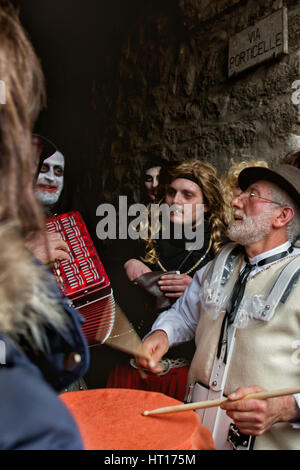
left=46, top=211, right=115, bottom=345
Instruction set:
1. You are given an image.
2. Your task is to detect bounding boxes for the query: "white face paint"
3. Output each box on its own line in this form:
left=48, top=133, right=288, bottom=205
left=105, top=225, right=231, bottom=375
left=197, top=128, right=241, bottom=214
left=35, top=151, right=65, bottom=207
left=144, top=166, right=161, bottom=201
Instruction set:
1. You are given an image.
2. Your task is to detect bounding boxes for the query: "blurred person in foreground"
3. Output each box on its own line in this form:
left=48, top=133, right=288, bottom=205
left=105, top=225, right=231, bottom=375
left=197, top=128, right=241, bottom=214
left=0, top=2, right=89, bottom=450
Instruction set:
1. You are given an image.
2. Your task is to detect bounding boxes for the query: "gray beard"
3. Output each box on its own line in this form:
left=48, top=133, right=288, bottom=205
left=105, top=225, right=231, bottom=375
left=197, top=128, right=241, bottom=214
left=35, top=190, right=60, bottom=207
left=228, top=209, right=273, bottom=245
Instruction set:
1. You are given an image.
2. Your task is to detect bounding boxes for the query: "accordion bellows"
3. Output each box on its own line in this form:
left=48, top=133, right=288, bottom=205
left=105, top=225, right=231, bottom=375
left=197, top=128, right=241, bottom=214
left=46, top=211, right=115, bottom=345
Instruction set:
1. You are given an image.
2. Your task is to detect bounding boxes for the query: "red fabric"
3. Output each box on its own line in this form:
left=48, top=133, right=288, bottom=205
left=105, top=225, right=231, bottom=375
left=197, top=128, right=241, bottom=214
left=107, top=363, right=189, bottom=402
left=60, top=388, right=216, bottom=450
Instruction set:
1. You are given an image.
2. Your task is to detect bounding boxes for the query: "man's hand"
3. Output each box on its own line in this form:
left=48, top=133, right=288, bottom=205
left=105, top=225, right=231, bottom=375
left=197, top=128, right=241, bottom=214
left=135, top=330, right=169, bottom=379
left=220, top=385, right=299, bottom=436
left=158, top=273, right=192, bottom=298
left=124, top=258, right=151, bottom=281
left=26, top=231, right=70, bottom=265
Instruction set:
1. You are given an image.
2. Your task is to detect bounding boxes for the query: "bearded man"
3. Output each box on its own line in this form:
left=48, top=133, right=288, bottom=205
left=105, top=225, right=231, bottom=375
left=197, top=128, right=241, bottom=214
left=26, top=135, right=70, bottom=265
left=136, top=164, right=300, bottom=450
left=35, top=146, right=65, bottom=210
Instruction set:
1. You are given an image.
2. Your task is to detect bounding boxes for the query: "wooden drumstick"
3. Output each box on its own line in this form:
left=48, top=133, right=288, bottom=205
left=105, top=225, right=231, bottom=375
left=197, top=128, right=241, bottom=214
left=143, top=386, right=300, bottom=416
left=104, top=302, right=153, bottom=361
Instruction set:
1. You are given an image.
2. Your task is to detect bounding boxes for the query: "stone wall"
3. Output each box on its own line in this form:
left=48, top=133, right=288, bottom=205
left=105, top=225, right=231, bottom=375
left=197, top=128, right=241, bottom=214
left=98, top=0, right=300, bottom=204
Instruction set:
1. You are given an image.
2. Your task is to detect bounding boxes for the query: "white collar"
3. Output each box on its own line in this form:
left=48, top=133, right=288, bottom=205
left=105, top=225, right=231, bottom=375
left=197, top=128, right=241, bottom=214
left=248, top=241, right=292, bottom=266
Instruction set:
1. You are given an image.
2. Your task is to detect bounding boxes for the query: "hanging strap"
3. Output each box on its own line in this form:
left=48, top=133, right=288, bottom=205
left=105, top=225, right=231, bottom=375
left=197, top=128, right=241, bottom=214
left=195, top=250, right=300, bottom=450
left=227, top=245, right=294, bottom=325
left=205, top=242, right=240, bottom=285
left=255, top=254, right=300, bottom=322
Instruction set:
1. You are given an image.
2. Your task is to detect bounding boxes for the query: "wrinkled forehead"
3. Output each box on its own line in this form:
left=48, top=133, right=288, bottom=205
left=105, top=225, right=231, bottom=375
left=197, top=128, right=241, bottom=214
left=42, top=151, right=65, bottom=169
left=170, top=177, right=201, bottom=192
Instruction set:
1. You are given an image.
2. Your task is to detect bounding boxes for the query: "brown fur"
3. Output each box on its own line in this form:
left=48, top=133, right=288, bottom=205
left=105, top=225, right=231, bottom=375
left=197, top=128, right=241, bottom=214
left=0, top=222, right=68, bottom=350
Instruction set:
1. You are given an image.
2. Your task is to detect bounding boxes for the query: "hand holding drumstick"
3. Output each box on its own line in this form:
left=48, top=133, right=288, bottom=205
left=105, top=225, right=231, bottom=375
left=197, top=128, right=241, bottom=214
left=144, top=385, right=300, bottom=437
left=220, top=385, right=300, bottom=436
left=136, top=334, right=300, bottom=436
left=135, top=330, right=170, bottom=378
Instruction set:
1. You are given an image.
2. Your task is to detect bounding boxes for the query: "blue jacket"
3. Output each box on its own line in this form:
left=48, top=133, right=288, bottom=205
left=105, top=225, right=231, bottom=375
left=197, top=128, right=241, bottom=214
left=0, top=286, right=90, bottom=450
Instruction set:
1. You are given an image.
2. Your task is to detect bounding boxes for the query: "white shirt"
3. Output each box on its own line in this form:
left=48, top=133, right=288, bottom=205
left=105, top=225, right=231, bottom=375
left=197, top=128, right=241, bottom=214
left=150, top=241, right=300, bottom=419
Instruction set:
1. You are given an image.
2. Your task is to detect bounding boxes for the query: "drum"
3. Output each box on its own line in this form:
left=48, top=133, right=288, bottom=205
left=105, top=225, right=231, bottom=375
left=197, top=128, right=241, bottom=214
left=60, top=388, right=215, bottom=450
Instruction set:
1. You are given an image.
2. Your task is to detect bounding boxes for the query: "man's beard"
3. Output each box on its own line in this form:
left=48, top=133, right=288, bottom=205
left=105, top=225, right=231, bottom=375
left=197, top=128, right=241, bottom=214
left=35, top=188, right=61, bottom=207
left=228, top=207, right=274, bottom=245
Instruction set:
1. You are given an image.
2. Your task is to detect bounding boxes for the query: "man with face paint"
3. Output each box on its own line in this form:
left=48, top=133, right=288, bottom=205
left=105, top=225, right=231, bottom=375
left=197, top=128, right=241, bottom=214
left=144, top=165, right=161, bottom=202
left=140, top=157, right=163, bottom=204
left=33, top=134, right=68, bottom=216
left=26, top=135, right=70, bottom=265
left=35, top=150, right=65, bottom=210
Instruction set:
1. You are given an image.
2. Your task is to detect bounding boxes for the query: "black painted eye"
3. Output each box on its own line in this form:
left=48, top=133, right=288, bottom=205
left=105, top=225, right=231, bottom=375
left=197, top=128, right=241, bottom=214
left=40, top=163, right=49, bottom=173
left=54, top=166, right=64, bottom=177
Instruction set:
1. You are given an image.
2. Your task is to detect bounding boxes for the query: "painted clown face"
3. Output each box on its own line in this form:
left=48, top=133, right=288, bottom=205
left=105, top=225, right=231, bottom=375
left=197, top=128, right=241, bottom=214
left=144, top=166, right=161, bottom=201
left=35, top=151, right=65, bottom=207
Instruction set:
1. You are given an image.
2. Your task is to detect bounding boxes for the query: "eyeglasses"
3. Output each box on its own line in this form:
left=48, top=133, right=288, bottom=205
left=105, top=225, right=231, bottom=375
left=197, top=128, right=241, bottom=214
left=238, top=192, right=282, bottom=206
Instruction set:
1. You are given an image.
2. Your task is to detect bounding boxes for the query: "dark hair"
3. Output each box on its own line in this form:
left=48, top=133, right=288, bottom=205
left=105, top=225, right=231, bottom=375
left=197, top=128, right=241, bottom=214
left=33, top=134, right=57, bottom=176
left=33, top=134, right=71, bottom=216
left=281, top=150, right=300, bottom=169
left=143, top=157, right=164, bottom=173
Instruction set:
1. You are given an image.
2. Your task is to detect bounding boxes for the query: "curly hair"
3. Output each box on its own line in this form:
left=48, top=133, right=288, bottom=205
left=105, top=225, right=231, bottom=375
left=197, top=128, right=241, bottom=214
left=221, top=159, right=268, bottom=222
left=142, top=159, right=229, bottom=264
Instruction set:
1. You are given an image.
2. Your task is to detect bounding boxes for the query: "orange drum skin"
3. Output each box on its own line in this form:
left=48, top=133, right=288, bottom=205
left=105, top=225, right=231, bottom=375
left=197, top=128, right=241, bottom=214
left=60, top=388, right=215, bottom=450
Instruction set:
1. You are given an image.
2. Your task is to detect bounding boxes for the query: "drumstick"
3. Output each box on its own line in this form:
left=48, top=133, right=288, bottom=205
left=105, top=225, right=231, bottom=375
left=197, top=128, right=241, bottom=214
left=143, top=386, right=300, bottom=416
left=104, top=303, right=153, bottom=361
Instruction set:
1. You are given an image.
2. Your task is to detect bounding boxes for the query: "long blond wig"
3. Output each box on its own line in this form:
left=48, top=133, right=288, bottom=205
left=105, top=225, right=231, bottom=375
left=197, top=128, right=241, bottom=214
left=142, top=159, right=228, bottom=265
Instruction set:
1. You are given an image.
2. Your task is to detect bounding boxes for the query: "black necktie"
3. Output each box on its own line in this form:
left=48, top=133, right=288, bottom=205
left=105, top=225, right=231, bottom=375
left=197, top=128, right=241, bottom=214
left=226, top=259, right=253, bottom=324
left=226, top=245, right=293, bottom=325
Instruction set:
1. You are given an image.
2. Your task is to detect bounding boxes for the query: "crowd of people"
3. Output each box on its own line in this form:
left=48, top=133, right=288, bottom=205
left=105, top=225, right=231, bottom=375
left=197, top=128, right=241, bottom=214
left=0, top=1, right=299, bottom=451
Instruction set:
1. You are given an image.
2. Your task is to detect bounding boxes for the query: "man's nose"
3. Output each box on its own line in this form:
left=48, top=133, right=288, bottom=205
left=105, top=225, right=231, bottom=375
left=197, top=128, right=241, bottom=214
left=172, top=192, right=183, bottom=205
left=153, top=177, right=159, bottom=188
left=231, top=191, right=244, bottom=209
left=43, top=167, right=55, bottom=182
